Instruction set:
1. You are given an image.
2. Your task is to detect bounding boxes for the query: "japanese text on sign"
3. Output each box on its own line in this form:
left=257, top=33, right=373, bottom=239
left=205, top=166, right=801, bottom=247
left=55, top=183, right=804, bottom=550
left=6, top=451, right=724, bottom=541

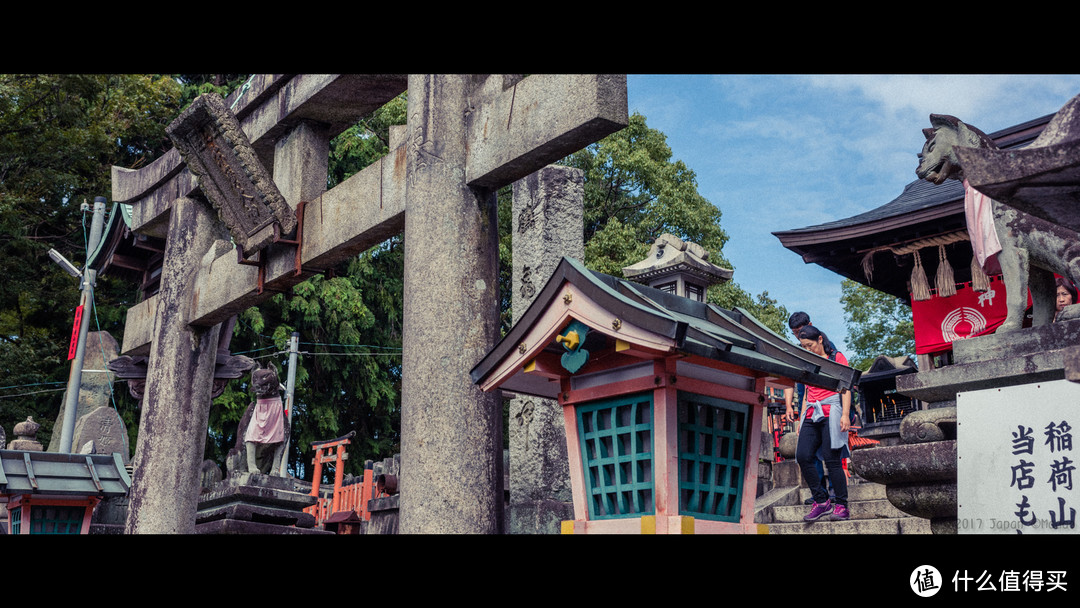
left=958, top=380, right=1080, bottom=534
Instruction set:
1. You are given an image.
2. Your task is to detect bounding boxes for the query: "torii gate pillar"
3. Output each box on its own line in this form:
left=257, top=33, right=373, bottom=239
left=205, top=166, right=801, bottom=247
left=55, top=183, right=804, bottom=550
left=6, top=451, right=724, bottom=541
left=125, top=196, right=229, bottom=534
left=400, top=76, right=504, bottom=533
left=399, top=75, right=627, bottom=533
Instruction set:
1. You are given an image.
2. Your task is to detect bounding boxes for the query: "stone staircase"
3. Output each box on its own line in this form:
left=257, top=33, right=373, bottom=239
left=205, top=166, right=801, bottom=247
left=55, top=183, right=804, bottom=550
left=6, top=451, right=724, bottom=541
left=755, top=460, right=931, bottom=535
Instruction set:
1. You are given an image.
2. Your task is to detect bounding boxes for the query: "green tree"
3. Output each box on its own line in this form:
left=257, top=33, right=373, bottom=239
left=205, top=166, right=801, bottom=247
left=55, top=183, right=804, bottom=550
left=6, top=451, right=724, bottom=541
left=174, top=74, right=251, bottom=107
left=840, top=278, right=915, bottom=370
left=0, top=74, right=185, bottom=446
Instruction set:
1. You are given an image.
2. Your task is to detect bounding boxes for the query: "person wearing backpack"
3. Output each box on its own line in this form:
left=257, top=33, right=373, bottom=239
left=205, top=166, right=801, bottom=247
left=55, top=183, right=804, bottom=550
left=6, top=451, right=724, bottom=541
left=787, top=324, right=852, bottom=522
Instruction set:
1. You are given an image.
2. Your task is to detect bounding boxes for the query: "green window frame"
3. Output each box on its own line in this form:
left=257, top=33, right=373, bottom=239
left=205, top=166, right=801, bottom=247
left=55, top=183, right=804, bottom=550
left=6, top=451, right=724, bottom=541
left=577, top=393, right=655, bottom=520
left=678, top=392, right=749, bottom=522
left=9, top=506, right=22, bottom=535
left=28, top=505, right=84, bottom=534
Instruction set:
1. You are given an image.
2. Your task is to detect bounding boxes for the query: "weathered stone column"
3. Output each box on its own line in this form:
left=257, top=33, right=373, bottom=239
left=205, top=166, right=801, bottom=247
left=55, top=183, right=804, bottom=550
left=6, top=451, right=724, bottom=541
left=125, top=197, right=229, bottom=534
left=400, top=75, right=505, bottom=533
left=508, top=166, right=582, bottom=534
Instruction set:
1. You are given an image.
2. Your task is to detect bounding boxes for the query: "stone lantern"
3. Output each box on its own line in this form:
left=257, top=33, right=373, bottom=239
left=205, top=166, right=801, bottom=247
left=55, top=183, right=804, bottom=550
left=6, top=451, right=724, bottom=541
left=471, top=255, right=858, bottom=534
left=622, top=233, right=733, bottom=301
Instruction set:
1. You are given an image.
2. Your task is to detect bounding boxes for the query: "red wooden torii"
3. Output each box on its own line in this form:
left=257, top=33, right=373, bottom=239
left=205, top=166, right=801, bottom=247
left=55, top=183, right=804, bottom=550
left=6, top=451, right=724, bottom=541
left=304, top=431, right=382, bottom=526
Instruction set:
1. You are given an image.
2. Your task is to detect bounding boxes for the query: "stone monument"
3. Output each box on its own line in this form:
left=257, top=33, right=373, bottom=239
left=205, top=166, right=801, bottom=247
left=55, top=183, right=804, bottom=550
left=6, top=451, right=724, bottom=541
left=507, top=165, right=583, bottom=534
left=47, top=331, right=130, bottom=462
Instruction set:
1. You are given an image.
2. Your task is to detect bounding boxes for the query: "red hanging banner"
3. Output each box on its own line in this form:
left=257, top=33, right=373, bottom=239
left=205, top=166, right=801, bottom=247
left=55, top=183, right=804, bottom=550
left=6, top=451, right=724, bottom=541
left=911, top=277, right=1009, bottom=355
left=68, top=305, right=84, bottom=360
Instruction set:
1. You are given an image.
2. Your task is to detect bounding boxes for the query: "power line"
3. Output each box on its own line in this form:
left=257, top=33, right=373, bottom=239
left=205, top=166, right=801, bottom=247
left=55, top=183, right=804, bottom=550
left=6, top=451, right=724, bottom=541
left=0, top=381, right=68, bottom=391
left=298, top=351, right=401, bottom=357
left=0, top=387, right=67, bottom=400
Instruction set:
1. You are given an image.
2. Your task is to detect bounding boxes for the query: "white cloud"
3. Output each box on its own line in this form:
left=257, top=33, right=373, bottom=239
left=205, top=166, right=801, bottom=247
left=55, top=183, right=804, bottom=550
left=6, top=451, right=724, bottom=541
left=800, top=74, right=1080, bottom=130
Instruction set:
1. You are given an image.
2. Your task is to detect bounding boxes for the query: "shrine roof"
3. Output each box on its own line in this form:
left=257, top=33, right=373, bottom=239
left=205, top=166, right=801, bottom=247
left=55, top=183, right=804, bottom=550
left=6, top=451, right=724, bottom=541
left=471, top=257, right=860, bottom=399
left=859, top=354, right=918, bottom=384
left=772, top=113, right=1054, bottom=301
left=87, top=202, right=133, bottom=271
left=0, top=450, right=131, bottom=498
left=88, top=202, right=165, bottom=298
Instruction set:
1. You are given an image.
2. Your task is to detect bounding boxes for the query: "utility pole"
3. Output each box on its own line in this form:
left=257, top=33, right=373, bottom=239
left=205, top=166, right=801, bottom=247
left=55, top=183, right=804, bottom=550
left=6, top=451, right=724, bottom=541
left=57, top=197, right=107, bottom=454
left=278, top=331, right=300, bottom=476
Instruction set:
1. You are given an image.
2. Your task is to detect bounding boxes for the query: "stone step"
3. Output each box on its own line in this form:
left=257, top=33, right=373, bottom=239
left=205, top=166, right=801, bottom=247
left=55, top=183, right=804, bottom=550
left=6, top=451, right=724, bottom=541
left=756, top=479, right=931, bottom=534
left=796, top=481, right=887, bottom=503
left=765, top=516, right=931, bottom=535
left=758, top=462, right=932, bottom=534
left=772, top=498, right=910, bottom=523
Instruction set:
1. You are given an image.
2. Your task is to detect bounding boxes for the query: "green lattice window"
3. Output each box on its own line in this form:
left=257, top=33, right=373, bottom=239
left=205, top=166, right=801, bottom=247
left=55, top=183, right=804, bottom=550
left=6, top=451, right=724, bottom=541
left=678, top=392, right=748, bottom=522
left=27, top=505, right=84, bottom=534
left=9, top=506, right=22, bottom=534
left=577, top=394, right=654, bottom=519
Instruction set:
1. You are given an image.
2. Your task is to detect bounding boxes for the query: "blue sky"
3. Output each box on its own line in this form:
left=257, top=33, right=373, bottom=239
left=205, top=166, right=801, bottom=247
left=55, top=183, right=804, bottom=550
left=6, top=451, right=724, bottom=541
left=625, top=74, right=1080, bottom=356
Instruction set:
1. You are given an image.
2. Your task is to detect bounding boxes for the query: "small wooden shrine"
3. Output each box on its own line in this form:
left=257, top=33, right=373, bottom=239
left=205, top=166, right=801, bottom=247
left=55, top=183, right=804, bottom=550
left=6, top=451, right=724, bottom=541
left=88, top=201, right=166, bottom=301
left=622, top=234, right=733, bottom=301
left=856, top=355, right=920, bottom=443
left=471, top=253, right=859, bottom=534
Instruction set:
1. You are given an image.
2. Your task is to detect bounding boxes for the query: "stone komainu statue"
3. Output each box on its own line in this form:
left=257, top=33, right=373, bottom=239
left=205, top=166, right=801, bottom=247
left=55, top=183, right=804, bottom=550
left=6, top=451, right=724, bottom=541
left=226, top=363, right=289, bottom=476
left=916, top=112, right=1080, bottom=331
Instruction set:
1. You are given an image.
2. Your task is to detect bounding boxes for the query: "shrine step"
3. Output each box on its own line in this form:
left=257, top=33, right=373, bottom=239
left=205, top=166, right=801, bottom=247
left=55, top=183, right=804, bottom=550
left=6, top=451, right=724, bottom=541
left=765, top=516, right=932, bottom=535
left=760, top=482, right=932, bottom=535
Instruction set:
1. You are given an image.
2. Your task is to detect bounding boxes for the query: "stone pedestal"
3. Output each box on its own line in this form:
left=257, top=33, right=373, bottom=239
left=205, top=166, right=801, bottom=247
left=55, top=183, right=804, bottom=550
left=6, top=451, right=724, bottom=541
left=367, top=494, right=400, bottom=535
left=897, top=318, right=1080, bottom=403
left=195, top=474, right=329, bottom=535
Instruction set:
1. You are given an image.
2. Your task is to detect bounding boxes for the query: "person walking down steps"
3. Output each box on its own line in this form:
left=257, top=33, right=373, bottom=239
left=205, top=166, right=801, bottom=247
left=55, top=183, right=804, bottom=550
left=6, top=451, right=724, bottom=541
left=786, top=324, right=852, bottom=522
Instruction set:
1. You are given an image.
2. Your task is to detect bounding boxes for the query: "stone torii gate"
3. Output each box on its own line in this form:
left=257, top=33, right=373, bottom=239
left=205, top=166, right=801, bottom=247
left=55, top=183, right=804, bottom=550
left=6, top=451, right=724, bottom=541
left=112, top=74, right=628, bottom=534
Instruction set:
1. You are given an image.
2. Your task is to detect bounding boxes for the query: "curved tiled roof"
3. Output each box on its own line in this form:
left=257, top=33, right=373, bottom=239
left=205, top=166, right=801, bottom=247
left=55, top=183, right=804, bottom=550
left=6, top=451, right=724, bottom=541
left=772, top=113, right=1054, bottom=301
left=471, top=256, right=860, bottom=399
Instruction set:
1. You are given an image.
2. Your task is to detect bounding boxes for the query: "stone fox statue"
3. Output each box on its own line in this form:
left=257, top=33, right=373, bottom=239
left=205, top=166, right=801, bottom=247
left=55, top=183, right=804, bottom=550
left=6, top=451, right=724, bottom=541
left=229, top=363, right=289, bottom=476
left=916, top=113, right=1080, bottom=332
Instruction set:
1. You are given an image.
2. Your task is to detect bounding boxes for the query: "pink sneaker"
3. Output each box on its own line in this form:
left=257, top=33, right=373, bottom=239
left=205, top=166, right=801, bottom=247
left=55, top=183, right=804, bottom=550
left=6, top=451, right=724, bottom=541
left=829, top=503, right=850, bottom=521
left=803, top=500, right=832, bottom=521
